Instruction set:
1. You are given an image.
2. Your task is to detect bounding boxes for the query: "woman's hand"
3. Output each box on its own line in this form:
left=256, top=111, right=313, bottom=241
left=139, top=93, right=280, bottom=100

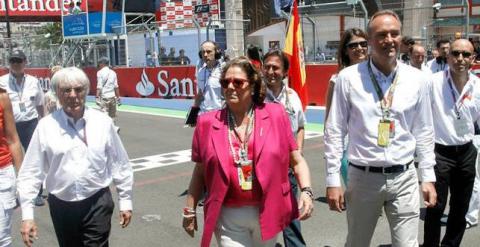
left=298, top=191, right=314, bottom=220
left=182, top=214, right=198, bottom=237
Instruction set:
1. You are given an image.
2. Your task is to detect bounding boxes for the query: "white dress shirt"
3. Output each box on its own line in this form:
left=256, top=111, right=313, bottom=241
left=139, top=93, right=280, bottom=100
left=0, top=73, right=44, bottom=122
left=324, top=60, right=436, bottom=187
left=431, top=70, right=480, bottom=145
left=426, top=58, right=449, bottom=74
left=97, top=66, right=119, bottom=99
left=196, top=62, right=223, bottom=113
left=265, top=83, right=306, bottom=137
left=17, top=107, right=133, bottom=220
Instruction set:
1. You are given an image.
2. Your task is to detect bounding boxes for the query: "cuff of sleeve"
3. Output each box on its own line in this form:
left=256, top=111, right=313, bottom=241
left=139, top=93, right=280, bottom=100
left=326, top=173, right=342, bottom=187
left=119, top=200, right=133, bottom=211
left=21, top=207, right=34, bottom=221
left=419, top=167, right=436, bottom=182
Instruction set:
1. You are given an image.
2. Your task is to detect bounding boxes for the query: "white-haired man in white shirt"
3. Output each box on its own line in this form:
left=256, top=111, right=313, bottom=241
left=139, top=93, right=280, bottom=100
left=17, top=67, right=133, bottom=247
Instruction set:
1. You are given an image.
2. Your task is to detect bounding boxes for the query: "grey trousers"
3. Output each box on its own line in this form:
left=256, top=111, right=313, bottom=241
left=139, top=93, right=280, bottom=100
left=345, top=164, right=420, bottom=247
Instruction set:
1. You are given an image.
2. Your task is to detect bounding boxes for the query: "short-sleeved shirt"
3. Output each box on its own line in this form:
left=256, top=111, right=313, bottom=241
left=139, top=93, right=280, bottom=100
left=196, top=62, right=223, bottom=113
left=265, top=83, right=306, bottom=137
left=97, top=66, right=118, bottom=99
left=0, top=73, right=44, bottom=122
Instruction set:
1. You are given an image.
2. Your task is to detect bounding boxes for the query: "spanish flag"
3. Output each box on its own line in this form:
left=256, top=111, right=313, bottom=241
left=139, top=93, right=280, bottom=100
left=283, top=0, right=308, bottom=110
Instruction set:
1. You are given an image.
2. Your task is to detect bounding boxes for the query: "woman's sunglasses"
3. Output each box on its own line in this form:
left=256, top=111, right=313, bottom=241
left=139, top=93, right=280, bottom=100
left=346, top=41, right=368, bottom=49
left=220, top=78, right=249, bottom=89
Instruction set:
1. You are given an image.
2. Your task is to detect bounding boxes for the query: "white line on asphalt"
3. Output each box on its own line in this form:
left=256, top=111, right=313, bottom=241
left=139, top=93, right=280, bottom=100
left=130, top=131, right=323, bottom=172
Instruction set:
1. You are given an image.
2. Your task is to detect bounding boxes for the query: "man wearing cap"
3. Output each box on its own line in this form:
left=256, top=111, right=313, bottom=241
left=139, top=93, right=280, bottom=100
left=0, top=50, right=45, bottom=206
left=96, top=57, right=120, bottom=122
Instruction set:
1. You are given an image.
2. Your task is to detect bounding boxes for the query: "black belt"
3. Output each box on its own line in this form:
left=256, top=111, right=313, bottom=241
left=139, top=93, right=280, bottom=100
left=435, top=141, right=473, bottom=153
left=349, top=160, right=413, bottom=174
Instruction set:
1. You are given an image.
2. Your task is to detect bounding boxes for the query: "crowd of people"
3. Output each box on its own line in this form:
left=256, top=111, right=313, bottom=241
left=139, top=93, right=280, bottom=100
left=184, top=9, right=480, bottom=247
left=0, top=7, right=479, bottom=247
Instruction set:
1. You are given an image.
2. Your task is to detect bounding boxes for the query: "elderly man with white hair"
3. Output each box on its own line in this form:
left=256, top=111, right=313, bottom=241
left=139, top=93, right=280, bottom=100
left=17, top=67, right=133, bottom=247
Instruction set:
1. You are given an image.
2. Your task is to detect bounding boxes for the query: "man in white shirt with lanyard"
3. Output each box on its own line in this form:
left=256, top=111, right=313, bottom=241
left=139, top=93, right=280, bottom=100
left=423, top=39, right=480, bottom=247
left=426, top=39, right=450, bottom=74
left=0, top=50, right=45, bottom=206
left=0, top=50, right=45, bottom=150
left=325, top=10, right=437, bottom=247
left=96, top=57, right=120, bottom=121
left=17, top=67, right=133, bottom=247
left=192, top=41, right=223, bottom=114
left=263, top=49, right=308, bottom=247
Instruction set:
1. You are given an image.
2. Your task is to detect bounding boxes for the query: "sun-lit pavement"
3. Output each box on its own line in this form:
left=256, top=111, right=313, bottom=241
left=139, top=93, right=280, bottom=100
left=10, top=109, right=480, bottom=247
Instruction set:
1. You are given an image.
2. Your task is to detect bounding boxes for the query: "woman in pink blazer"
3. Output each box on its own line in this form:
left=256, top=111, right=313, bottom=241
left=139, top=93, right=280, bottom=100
left=182, top=57, right=313, bottom=246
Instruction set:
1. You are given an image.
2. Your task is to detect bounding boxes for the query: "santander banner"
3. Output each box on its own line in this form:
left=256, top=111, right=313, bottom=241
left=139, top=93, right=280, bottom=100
left=1, top=64, right=480, bottom=106
left=0, top=0, right=98, bottom=17
left=0, top=0, right=67, bottom=16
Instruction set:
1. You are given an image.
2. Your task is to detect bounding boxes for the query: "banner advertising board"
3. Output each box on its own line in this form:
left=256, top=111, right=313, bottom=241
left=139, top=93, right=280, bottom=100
left=1, top=64, right=479, bottom=106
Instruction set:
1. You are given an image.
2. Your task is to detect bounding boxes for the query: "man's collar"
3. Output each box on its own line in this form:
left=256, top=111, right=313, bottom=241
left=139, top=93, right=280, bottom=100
left=9, top=73, right=25, bottom=81
left=60, top=106, right=89, bottom=127
left=446, top=69, right=475, bottom=88
left=369, top=59, right=399, bottom=79
left=266, top=83, right=286, bottom=101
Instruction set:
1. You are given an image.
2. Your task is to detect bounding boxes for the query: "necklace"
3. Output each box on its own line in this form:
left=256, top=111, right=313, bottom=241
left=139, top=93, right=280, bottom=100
left=227, top=105, right=254, bottom=166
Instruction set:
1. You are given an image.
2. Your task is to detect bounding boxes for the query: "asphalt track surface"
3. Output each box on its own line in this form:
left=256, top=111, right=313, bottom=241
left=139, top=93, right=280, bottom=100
left=10, top=108, right=480, bottom=247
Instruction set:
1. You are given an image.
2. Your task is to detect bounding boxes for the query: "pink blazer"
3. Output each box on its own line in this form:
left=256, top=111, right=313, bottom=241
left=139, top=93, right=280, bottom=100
left=191, top=103, right=299, bottom=247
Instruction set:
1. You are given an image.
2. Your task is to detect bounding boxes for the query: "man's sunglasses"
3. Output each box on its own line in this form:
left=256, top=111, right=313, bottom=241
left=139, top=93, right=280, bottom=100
left=346, top=41, right=368, bottom=49
left=9, top=58, right=24, bottom=64
left=220, top=78, right=249, bottom=89
left=450, top=50, right=472, bottom=58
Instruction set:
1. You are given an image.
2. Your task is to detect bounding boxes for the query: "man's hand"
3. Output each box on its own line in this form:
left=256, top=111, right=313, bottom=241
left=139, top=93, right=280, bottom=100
left=20, top=220, right=38, bottom=247
left=116, top=97, right=122, bottom=106
left=119, top=210, right=132, bottom=228
left=421, top=182, right=437, bottom=208
left=326, top=187, right=345, bottom=212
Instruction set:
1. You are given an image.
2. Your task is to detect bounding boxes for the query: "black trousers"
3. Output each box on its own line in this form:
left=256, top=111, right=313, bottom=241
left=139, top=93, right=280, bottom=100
left=48, top=187, right=114, bottom=247
left=424, top=142, right=477, bottom=247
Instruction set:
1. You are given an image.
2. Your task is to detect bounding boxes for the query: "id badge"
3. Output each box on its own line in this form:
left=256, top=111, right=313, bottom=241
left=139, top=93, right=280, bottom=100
left=453, top=118, right=469, bottom=137
left=378, top=119, right=391, bottom=147
left=238, top=163, right=253, bottom=191
left=19, top=102, right=26, bottom=112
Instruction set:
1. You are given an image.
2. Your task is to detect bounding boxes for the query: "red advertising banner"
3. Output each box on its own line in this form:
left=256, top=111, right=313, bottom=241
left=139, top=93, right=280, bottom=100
left=1, top=64, right=480, bottom=107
